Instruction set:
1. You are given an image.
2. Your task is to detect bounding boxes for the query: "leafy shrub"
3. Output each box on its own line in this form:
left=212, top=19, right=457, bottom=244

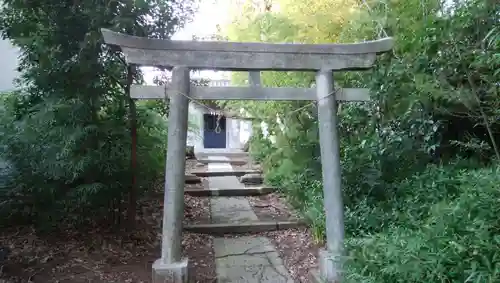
left=0, top=93, right=168, bottom=229
left=249, top=100, right=442, bottom=236
left=345, top=166, right=500, bottom=283
left=229, top=0, right=499, bottom=281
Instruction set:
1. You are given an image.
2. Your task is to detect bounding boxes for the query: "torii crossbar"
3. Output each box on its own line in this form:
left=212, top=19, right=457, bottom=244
left=101, top=28, right=393, bottom=283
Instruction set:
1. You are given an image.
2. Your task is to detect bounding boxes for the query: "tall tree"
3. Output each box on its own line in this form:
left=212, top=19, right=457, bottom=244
left=0, top=0, right=197, bottom=229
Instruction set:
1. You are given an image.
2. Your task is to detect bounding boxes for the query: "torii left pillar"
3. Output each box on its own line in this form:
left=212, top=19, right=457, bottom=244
left=153, top=66, right=190, bottom=282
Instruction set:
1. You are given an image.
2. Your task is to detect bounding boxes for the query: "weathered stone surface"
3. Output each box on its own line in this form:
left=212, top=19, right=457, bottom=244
left=101, top=28, right=393, bottom=71
left=152, top=258, right=188, bottom=283
left=211, top=197, right=258, bottom=224
left=195, top=149, right=249, bottom=160
left=316, top=70, right=345, bottom=281
left=207, top=162, right=243, bottom=189
left=240, top=173, right=264, bottom=185
left=162, top=66, right=190, bottom=263
left=318, top=248, right=343, bottom=283
left=197, top=156, right=298, bottom=281
left=215, top=236, right=274, bottom=256
left=207, top=161, right=261, bottom=225
left=130, top=84, right=371, bottom=101
left=122, top=45, right=377, bottom=71
left=101, top=28, right=393, bottom=55
left=214, top=237, right=293, bottom=283
left=207, top=175, right=241, bottom=189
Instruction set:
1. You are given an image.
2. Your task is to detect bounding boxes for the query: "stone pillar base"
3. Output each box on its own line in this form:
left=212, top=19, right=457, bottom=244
left=317, top=248, right=342, bottom=282
left=152, top=258, right=188, bottom=283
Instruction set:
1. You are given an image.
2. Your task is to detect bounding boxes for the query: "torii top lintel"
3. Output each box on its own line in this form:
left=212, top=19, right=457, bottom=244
left=101, top=28, right=393, bottom=72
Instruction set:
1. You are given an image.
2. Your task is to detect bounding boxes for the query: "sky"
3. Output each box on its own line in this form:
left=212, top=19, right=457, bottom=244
left=142, top=0, right=232, bottom=84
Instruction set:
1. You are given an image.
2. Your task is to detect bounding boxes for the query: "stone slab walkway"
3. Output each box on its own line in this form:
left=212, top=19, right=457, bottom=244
left=206, top=157, right=295, bottom=283
left=211, top=196, right=259, bottom=224
left=208, top=159, right=259, bottom=224
left=207, top=161, right=241, bottom=189
left=214, top=236, right=293, bottom=283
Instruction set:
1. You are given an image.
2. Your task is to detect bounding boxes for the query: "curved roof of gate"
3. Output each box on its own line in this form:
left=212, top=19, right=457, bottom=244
left=101, top=29, right=393, bottom=71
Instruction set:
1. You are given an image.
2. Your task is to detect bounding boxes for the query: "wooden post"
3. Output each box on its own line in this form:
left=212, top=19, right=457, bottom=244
left=316, top=69, right=345, bottom=282
left=153, top=66, right=190, bottom=283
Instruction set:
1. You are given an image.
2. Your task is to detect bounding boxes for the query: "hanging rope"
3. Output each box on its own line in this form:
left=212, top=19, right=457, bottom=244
left=163, top=83, right=229, bottom=133
left=164, top=83, right=343, bottom=127
left=214, top=113, right=222, bottom=133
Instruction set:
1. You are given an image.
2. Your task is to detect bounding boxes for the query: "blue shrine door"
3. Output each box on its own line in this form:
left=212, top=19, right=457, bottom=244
left=203, top=114, right=226, bottom=148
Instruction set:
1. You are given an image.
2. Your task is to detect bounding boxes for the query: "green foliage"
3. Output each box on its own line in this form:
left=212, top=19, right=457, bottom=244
left=345, top=166, right=500, bottom=283
left=0, top=0, right=196, bottom=229
left=0, top=91, right=168, bottom=228
left=223, top=0, right=500, bottom=281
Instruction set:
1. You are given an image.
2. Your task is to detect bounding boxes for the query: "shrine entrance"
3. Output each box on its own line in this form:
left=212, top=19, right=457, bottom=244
left=203, top=114, right=226, bottom=149
left=101, top=28, right=393, bottom=283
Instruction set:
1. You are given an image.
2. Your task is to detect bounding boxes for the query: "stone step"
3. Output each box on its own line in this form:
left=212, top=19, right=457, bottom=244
left=183, top=220, right=305, bottom=235
left=195, top=151, right=249, bottom=160
left=190, top=169, right=262, bottom=177
left=196, top=158, right=248, bottom=165
left=184, top=186, right=276, bottom=197
left=240, top=173, right=264, bottom=185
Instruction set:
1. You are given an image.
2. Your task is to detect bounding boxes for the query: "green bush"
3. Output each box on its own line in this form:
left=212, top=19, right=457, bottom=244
left=231, top=0, right=499, bottom=281
left=0, top=93, right=168, bottom=228
left=250, top=101, right=442, bottom=236
left=248, top=107, right=499, bottom=281
left=345, top=165, right=500, bottom=283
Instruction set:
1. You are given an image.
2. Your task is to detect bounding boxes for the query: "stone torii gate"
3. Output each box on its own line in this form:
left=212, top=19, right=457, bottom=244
left=101, top=28, right=393, bottom=283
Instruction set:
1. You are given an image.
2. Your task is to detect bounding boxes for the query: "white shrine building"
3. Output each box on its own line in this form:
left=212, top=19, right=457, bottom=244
left=187, top=79, right=253, bottom=153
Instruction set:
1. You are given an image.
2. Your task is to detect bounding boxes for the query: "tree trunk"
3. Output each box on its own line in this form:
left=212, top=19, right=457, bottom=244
left=127, top=65, right=138, bottom=228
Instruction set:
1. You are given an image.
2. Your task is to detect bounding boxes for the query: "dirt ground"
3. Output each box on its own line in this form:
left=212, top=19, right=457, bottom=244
left=0, top=160, right=214, bottom=283
left=0, top=158, right=319, bottom=283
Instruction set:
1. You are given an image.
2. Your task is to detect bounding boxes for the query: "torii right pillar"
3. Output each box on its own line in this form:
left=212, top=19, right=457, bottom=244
left=315, top=69, right=345, bottom=282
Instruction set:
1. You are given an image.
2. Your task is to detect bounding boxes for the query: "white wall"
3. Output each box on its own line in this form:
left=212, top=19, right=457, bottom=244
left=229, top=118, right=252, bottom=149
left=0, top=39, right=20, bottom=92
left=240, top=120, right=252, bottom=145
left=227, top=118, right=239, bottom=148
